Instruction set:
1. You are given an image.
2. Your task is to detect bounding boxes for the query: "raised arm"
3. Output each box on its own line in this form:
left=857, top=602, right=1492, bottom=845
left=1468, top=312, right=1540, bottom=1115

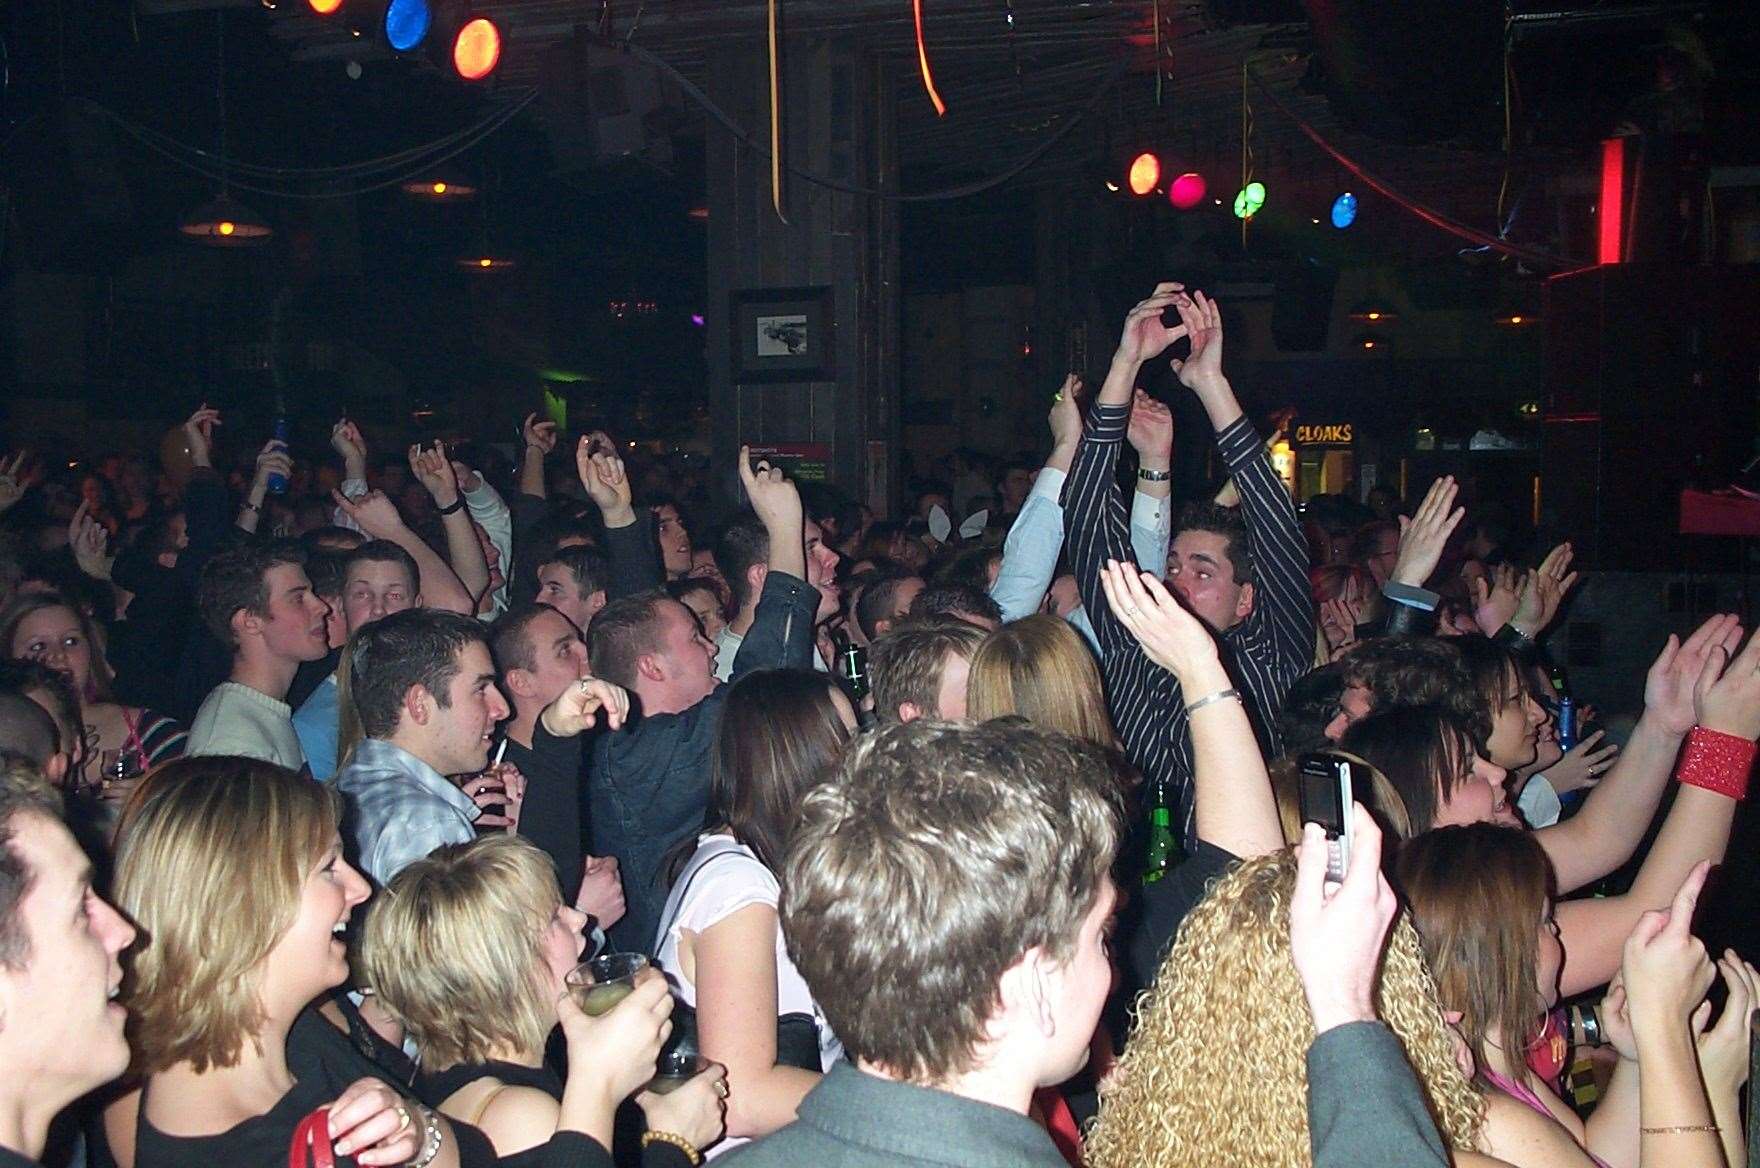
left=728, top=450, right=816, bottom=677
left=1538, top=614, right=1741, bottom=894
left=1169, top=291, right=1313, bottom=668
left=991, top=380, right=1083, bottom=623
left=409, top=441, right=491, bottom=605
left=577, top=433, right=661, bottom=599
left=1066, top=285, right=1190, bottom=663
left=519, top=412, right=556, bottom=501
left=1553, top=622, right=1757, bottom=997
left=455, top=458, right=513, bottom=612
left=1291, top=808, right=1451, bottom=1168
left=332, top=488, right=474, bottom=615
left=1101, top=561, right=1283, bottom=858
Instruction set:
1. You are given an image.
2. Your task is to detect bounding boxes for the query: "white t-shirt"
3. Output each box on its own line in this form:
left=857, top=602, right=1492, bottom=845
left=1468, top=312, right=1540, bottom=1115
left=655, top=834, right=841, bottom=1051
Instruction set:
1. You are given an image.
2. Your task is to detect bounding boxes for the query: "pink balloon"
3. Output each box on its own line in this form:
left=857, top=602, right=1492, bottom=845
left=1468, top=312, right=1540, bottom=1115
left=1168, top=172, right=1207, bottom=210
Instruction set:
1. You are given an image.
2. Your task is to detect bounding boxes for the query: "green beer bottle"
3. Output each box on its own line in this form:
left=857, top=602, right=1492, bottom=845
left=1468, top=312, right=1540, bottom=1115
left=1143, top=776, right=1174, bottom=883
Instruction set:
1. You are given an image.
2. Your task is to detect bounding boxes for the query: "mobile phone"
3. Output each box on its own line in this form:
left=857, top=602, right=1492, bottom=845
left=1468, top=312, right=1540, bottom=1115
left=1297, top=752, right=1358, bottom=884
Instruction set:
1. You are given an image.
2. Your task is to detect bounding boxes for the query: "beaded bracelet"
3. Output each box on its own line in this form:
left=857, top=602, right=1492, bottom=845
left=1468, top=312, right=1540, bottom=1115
left=641, top=1130, right=704, bottom=1166
left=1676, top=725, right=1755, bottom=801
left=1641, top=1124, right=1719, bottom=1135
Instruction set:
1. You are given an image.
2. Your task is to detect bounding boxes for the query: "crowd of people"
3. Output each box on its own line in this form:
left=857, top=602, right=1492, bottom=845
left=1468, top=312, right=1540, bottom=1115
left=0, top=281, right=1754, bottom=1168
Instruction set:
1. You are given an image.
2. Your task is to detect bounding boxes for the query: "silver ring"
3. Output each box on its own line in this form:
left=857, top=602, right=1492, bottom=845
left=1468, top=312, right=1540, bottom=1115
left=393, top=1105, right=411, bottom=1134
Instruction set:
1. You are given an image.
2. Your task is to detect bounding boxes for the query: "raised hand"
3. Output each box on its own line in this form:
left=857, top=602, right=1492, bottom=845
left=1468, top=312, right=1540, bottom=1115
left=1290, top=806, right=1399, bottom=1034
left=1598, top=973, right=1639, bottom=1062
left=1693, top=952, right=1758, bottom=1094
left=1100, top=559, right=1222, bottom=679
left=183, top=404, right=221, bottom=469
left=1113, top=282, right=1189, bottom=369
left=1620, top=862, right=1716, bottom=1036
left=1048, top=374, right=1083, bottom=451
left=1169, top=289, right=1226, bottom=393
left=449, top=460, right=484, bottom=494
left=542, top=676, right=631, bottom=738
left=69, top=501, right=112, bottom=580
left=408, top=441, right=461, bottom=509
left=1512, top=542, right=1578, bottom=638
left=1126, top=388, right=1174, bottom=469
left=522, top=412, right=559, bottom=456
left=330, top=418, right=368, bottom=478
left=1389, top=475, right=1465, bottom=588
left=324, top=1077, right=425, bottom=1166
left=575, top=434, right=634, bottom=518
left=1692, top=624, right=1760, bottom=740
left=738, top=446, right=803, bottom=532
left=1645, top=614, right=1744, bottom=736
left=1544, top=730, right=1620, bottom=795
left=575, top=854, right=626, bottom=930
left=252, top=440, right=294, bottom=493
left=0, top=451, right=28, bottom=513
left=331, top=488, right=407, bottom=540
left=1470, top=563, right=1523, bottom=635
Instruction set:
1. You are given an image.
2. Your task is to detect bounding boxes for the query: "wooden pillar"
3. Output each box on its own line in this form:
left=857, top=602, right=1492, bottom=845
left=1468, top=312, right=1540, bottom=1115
left=704, top=38, right=899, bottom=512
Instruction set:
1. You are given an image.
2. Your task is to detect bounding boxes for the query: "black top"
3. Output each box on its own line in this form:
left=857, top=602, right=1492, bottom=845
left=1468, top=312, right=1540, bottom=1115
left=0, top=1144, right=39, bottom=1168
left=1122, top=840, right=1240, bottom=999
left=414, top=1059, right=693, bottom=1168
left=506, top=724, right=584, bottom=895
left=134, top=1007, right=496, bottom=1168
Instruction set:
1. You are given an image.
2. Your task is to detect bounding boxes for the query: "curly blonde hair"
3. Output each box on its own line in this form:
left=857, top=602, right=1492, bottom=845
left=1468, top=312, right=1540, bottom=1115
left=1087, top=850, right=1484, bottom=1168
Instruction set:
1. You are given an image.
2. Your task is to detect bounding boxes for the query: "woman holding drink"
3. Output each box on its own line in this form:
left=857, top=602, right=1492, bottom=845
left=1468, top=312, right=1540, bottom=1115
left=361, top=834, right=727, bottom=1166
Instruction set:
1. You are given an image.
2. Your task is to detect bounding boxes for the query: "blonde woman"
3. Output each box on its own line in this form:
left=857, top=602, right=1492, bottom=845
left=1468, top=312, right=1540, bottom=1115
left=965, top=614, right=1117, bottom=747
left=103, top=756, right=457, bottom=1168
left=360, top=835, right=727, bottom=1167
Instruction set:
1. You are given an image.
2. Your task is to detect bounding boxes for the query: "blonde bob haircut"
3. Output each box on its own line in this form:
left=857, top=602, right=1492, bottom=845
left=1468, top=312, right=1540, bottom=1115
left=965, top=614, right=1116, bottom=747
left=113, top=756, right=338, bottom=1076
left=359, top=835, right=563, bottom=1071
left=1087, top=849, right=1484, bottom=1168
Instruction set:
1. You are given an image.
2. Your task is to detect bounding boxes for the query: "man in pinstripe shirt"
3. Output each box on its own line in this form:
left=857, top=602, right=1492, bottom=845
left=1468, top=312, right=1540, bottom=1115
left=1066, top=284, right=1315, bottom=849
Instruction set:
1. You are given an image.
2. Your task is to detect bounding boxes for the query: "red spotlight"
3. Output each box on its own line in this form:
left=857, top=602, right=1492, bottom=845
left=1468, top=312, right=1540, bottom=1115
left=1598, top=137, right=1625, bottom=265
left=1168, top=172, right=1206, bottom=210
left=1128, top=153, right=1161, bottom=197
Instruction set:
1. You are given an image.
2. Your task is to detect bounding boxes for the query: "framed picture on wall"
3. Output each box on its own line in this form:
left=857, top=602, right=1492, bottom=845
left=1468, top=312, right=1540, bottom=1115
left=730, top=286, right=835, bottom=382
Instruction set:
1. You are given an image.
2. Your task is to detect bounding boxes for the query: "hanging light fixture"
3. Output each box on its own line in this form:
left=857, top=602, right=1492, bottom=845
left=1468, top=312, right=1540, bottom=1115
left=1346, top=300, right=1398, bottom=324
left=179, top=192, right=273, bottom=244
left=180, top=12, right=272, bottom=247
left=399, top=170, right=478, bottom=201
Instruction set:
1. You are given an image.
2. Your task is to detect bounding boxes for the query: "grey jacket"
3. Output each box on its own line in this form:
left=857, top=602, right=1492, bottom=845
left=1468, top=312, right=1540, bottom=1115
left=723, top=1022, right=1448, bottom=1168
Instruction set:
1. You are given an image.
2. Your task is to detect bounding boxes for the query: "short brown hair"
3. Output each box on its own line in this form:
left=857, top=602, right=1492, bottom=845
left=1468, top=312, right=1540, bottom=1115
left=867, top=617, right=985, bottom=723
left=0, top=759, right=62, bottom=969
left=197, top=540, right=308, bottom=649
left=781, top=719, right=1122, bottom=1082
left=114, top=756, right=338, bottom=1075
left=360, top=835, right=562, bottom=1071
left=1395, top=824, right=1554, bottom=1070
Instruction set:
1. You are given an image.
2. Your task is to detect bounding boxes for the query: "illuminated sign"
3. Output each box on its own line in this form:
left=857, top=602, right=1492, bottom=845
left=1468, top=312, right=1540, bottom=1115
left=1295, top=423, right=1354, bottom=445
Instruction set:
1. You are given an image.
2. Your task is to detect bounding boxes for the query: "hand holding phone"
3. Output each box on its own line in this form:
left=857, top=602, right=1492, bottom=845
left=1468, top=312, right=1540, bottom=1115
left=1297, top=752, right=1361, bottom=885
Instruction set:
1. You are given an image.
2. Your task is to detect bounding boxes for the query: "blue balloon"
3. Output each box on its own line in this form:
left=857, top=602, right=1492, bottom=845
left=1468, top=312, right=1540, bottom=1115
left=385, top=0, right=431, bottom=51
left=1330, top=192, right=1358, bottom=229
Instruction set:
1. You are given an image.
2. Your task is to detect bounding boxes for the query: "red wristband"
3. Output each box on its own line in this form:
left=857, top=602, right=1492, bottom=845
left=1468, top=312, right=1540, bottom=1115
left=1676, top=726, right=1755, bottom=801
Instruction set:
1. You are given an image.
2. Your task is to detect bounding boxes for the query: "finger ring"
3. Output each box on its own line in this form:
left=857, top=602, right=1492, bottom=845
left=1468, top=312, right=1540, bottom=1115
left=1122, top=606, right=1140, bottom=616
left=714, top=1079, right=729, bottom=1099
left=393, top=1105, right=411, bottom=1134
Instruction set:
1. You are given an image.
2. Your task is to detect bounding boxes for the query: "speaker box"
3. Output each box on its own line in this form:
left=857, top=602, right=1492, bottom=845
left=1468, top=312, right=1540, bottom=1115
left=1542, top=264, right=1760, bottom=571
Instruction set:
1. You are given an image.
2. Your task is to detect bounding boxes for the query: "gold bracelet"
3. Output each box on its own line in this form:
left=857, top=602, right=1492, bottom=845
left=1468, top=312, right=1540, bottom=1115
left=641, top=1130, right=703, bottom=1165
left=1641, top=1124, right=1720, bottom=1134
